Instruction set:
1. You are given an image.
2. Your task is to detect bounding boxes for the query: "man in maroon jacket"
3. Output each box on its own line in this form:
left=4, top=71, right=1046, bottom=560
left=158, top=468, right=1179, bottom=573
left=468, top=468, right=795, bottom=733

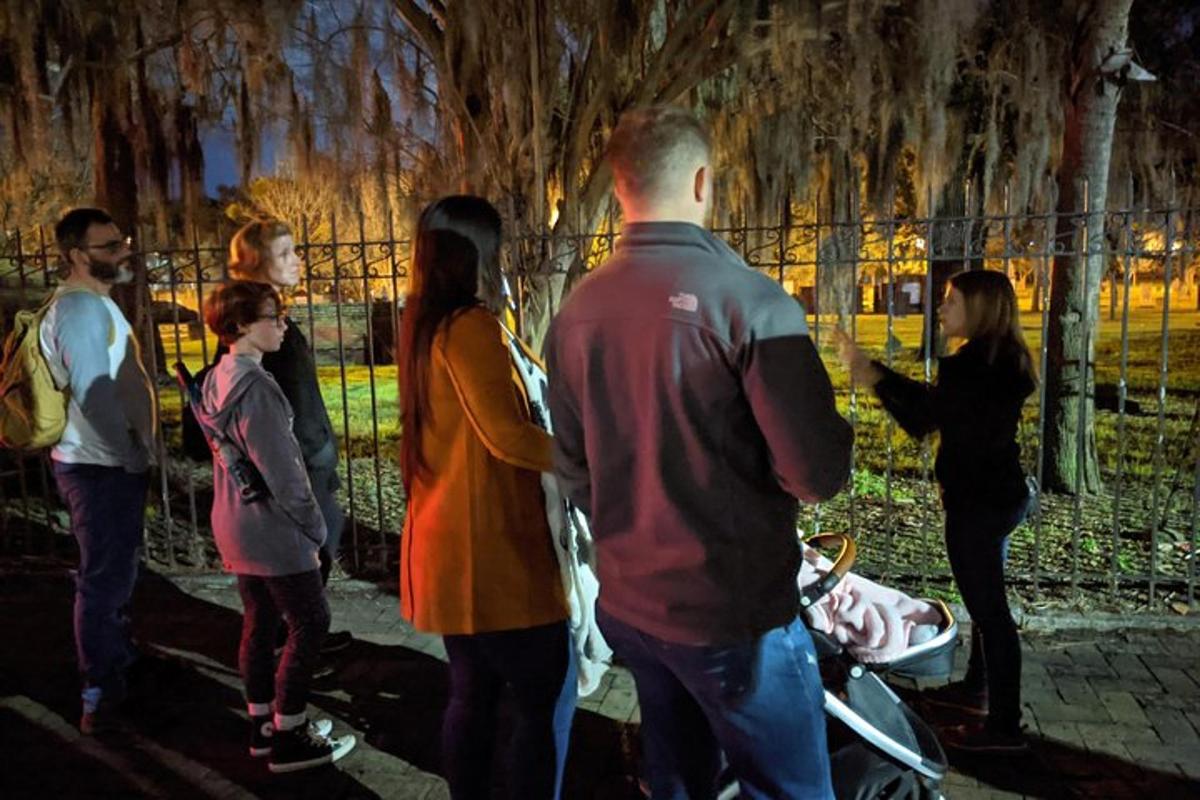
left=546, top=106, right=852, bottom=798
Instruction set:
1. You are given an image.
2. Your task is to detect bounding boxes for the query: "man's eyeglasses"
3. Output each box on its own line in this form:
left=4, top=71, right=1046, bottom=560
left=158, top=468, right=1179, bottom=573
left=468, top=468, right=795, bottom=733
left=82, top=236, right=133, bottom=255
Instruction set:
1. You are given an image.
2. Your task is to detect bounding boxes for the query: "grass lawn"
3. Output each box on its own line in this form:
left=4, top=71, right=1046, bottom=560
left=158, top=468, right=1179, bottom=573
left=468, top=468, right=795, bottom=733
left=145, top=308, right=1199, bottom=611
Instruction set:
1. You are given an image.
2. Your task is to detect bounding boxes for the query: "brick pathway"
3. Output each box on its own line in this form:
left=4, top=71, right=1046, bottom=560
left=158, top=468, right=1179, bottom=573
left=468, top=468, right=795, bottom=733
left=1, top=560, right=1198, bottom=799
left=928, top=627, right=1200, bottom=799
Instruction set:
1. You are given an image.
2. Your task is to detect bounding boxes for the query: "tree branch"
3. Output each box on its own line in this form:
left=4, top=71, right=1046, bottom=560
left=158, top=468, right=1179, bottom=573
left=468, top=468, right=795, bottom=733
left=562, top=37, right=612, bottom=192
left=125, top=32, right=184, bottom=62
left=427, top=0, right=448, bottom=28
left=637, top=0, right=727, bottom=105
left=655, top=29, right=760, bottom=106
left=392, top=0, right=445, bottom=63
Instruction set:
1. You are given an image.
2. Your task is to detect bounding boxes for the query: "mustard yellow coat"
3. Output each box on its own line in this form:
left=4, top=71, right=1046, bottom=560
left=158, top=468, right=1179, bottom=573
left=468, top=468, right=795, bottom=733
left=400, top=306, right=567, bottom=634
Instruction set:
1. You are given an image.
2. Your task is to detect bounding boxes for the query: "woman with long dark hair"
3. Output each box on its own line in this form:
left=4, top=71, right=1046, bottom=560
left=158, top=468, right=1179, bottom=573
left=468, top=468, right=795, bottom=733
left=398, top=196, right=575, bottom=799
left=836, top=269, right=1037, bottom=753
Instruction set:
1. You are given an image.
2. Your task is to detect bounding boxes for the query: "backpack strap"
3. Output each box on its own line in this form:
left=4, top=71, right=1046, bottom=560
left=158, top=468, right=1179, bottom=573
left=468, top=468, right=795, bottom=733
left=45, top=284, right=119, bottom=345
left=40, top=286, right=121, bottom=395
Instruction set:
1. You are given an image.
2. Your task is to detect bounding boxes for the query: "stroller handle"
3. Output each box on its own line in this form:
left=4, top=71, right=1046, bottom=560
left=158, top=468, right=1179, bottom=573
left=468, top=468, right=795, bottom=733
left=800, top=532, right=857, bottom=609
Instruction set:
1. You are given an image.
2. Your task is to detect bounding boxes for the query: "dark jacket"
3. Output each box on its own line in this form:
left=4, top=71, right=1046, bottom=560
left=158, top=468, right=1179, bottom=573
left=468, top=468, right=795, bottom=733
left=872, top=337, right=1035, bottom=511
left=186, top=318, right=338, bottom=471
left=200, top=354, right=326, bottom=576
left=545, top=221, right=853, bottom=646
left=261, top=319, right=338, bottom=470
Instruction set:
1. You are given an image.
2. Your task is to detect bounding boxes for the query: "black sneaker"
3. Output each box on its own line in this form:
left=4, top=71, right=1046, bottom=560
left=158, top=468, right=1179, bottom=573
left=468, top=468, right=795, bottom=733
left=941, top=722, right=1028, bottom=753
left=275, top=631, right=354, bottom=658
left=321, top=631, right=354, bottom=655
left=249, top=715, right=274, bottom=757
left=250, top=716, right=335, bottom=758
left=921, top=681, right=988, bottom=716
left=268, top=724, right=356, bottom=773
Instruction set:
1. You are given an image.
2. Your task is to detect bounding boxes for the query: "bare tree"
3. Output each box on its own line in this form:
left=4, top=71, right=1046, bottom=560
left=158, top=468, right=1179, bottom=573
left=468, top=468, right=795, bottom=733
left=1041, top=0, right=1135, bottom=494
left=390, top=0, right=786, bottom=347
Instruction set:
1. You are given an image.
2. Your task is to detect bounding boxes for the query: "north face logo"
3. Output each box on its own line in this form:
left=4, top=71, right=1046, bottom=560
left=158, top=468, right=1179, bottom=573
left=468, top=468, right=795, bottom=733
left=669, top=292, right=698, bottom=312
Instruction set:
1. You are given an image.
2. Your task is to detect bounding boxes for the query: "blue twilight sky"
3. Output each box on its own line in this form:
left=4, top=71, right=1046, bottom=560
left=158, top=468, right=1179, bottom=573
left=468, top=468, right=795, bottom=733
left=196, top=1, right=433, bottom=198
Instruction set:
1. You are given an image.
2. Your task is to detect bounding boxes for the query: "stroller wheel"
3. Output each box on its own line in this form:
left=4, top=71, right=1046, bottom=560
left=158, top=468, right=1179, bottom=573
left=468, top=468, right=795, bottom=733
left=831, top=741, right=924, bottom=799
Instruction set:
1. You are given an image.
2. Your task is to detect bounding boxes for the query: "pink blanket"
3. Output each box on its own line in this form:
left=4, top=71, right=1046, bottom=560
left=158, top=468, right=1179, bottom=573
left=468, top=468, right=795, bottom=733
left=798, top=545, right=944, bottom=663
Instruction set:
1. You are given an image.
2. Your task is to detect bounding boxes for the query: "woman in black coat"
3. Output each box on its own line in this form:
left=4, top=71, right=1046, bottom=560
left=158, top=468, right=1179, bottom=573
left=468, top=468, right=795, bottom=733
left=226, top=220, right=350, bottom=653
left=836, top=269, right=1036, bottom=753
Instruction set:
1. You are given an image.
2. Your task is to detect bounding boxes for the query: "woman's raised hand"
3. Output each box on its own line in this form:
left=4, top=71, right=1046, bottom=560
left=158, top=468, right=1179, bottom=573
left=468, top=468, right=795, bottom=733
left=832, top=328, right=882, bottom=388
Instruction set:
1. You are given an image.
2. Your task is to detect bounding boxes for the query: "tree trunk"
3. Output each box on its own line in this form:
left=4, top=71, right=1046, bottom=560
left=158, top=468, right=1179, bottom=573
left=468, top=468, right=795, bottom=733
left=519, top=198, right=610, bottom=352
left=1041, top=0, right=1133, bottom=494
left=91, top=89, right=137, bottom=232
left=920, top=156, right=985, bottom=356
left=818, top=150, right=860, bottom=325
left=88, top=22, right=166, bottom=377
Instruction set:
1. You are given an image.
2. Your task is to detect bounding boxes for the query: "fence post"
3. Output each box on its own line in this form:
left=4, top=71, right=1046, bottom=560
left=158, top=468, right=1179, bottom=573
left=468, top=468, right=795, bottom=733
left=35, top=224, right=57, bottom=552
left=883, top=189, right=898, bottom=569
left=137, top=220, right=178, bottom=569
left=1111, top=174, right=1136, bottom=599
left=1148, top=175, right=1178, bottom=605
left=811, top=191, right=823, bottom=537
left=357, top=210, right=388, bottom=572
left=1032, top=177, right=1055, bottom=600
left=386, top=210, right=404, bottom=532
left=163, top=242, right=201, bottom=549
left=1002, top=183, right=1012, bottom=280
left=12, top=228, right=34, bottom=548
left=1068, top=178, right=1091, bottom=594
left=329, top=212, right=360, bottom=573
left=919, top=185, right=936, bottom=592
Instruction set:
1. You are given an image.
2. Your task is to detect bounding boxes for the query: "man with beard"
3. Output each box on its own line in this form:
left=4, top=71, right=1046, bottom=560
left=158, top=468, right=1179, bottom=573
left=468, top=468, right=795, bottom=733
left=40, top=207, right=156, bottom=733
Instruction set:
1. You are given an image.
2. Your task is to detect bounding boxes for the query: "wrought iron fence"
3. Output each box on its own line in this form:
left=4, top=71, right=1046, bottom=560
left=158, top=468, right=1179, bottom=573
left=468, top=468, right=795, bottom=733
left=1, top=200, right=1197, bottom=612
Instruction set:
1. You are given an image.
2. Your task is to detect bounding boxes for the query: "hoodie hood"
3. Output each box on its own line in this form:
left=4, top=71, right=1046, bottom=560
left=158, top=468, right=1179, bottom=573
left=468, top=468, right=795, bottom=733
left=200, top=354, right=288, bottom=432
left=200, top=351, right=323, bottom=577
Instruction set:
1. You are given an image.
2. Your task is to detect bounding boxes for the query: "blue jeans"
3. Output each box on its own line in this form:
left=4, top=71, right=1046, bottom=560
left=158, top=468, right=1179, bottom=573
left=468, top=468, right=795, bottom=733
left=598, top=609, right=833, bottom=800
left=308, top=464, right=345, bottom=585
left=441, top=620, right=576, bottom=800
left=53, top=462, right=149, bottom=703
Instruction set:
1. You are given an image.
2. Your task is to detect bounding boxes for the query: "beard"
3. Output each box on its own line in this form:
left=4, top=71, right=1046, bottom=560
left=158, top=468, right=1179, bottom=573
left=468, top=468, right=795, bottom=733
left=88, top=255, right=135, bottom=285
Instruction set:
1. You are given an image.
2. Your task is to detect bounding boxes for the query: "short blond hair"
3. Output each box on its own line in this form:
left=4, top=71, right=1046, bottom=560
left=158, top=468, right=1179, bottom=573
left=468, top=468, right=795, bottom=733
left=607, top=106, right=711, bottom=204
left=228, top=219, right=293, bottom=282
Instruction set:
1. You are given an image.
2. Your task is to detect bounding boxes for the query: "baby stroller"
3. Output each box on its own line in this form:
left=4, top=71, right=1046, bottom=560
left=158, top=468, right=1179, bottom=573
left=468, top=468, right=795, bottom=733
left=798, top=533, right=954, bottom=800
left=709, top=533, right=954, bottom=800
left=633, top=531, right=956, bottom=800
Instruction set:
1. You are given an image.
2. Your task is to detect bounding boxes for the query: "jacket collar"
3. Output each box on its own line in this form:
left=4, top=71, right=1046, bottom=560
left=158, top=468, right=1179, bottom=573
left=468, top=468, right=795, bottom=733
left=617, top=222, right=718, bottom=251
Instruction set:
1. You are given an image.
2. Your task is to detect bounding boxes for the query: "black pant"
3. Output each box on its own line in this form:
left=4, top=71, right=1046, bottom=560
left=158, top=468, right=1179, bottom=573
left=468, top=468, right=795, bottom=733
left=944, top=498, right=1029, bottom=734
left=236, top=570, right=330, bottom=716
left=309, top=465, right=345, bottom=585
left=441, top=621, right=574, bottom=800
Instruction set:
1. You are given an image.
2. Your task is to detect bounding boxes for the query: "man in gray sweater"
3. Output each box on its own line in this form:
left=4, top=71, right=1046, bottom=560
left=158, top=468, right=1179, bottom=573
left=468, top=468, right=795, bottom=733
left=41, top=208, right=156, bottom=734
left=545, top=107, right=852, bottom=798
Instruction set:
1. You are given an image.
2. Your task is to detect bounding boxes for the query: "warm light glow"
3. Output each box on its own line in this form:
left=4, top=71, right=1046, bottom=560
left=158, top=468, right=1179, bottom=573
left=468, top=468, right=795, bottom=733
left=547, top=180, right=563, bottom=230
